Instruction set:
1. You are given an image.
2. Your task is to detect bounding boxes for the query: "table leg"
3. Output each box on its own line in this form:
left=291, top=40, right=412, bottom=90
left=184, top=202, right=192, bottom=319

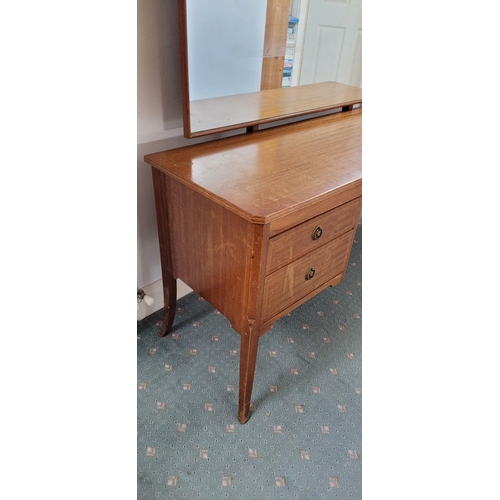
left=158, top=273, right=176, bottom=337
left=238, top=324, right=260, bottom=424
left=152, top=167, right=177, bottom=337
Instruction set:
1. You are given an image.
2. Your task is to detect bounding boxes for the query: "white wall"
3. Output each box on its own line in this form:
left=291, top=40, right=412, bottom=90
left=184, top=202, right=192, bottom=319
left=137, top=0, right=241, bottom=318
left=137, top=0, right=180, bottom=292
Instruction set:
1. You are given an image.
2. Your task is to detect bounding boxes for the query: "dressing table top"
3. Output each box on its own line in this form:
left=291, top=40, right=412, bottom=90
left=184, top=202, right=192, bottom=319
left=145, top=107, right=361, bottom=226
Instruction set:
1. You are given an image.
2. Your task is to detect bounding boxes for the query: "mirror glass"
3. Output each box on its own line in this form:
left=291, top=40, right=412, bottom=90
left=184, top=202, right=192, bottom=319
left=179, top=0, right=362, bottom=137
left=186, top=1, right=267, bottom=102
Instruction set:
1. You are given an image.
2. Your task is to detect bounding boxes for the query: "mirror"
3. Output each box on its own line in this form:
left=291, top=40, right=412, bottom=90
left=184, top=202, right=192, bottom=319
left=178, top=0, right=362, bottom=138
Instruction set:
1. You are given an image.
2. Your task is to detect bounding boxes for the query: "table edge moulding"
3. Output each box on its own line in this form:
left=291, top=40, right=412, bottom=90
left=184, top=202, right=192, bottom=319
left=144, top=103, right=362, bottom=424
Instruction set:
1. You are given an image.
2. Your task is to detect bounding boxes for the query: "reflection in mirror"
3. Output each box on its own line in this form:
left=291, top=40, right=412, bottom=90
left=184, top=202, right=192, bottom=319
left=179, top=0, right=362, bottom=138
left=186, top=1, right=267, bottom=101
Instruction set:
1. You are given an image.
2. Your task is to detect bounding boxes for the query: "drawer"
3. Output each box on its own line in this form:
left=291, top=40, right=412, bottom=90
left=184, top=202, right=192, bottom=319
left=266, top=198, right=361, bottom=274
left=262, top=229, right=353, bottom=321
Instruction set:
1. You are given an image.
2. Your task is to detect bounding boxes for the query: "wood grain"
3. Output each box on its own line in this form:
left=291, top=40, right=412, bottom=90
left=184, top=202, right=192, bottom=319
left=261, top=56, right=286, bottom=91
left=262, top=0, right=292, bottom=58
left=152, top=168, right=178, bottom=336
left=259, top=272, right=345, bottom=334
left=268, top=182, right=361, bottom=237
left=262, top=230, right=353, bottom=321
left=266, top=198, right=361, bottom=274
left=146, top=108, right=362, bottom=423
left=162, top=177, right=265, bottom=336
left=145, top=108, right=362, bottom=227
left=187, top=81, right=361, bottom=136
left=177, top=0, right=191, bottom=138
left=260, top=0, right=291, bottom=90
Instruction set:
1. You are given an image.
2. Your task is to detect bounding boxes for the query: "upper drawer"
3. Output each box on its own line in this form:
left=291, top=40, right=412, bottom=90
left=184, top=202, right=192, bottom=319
left=266, top=197, right=361, bottom=274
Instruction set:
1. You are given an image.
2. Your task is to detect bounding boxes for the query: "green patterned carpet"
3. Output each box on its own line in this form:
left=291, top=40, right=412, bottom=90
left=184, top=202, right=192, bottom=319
left=137, top=222, right=361, bottom=499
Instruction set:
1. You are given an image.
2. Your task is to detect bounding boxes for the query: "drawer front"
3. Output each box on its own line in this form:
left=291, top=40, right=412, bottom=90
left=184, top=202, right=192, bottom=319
left=262, top=230, right=353, bottom=321
left=266, top=197, right=361, bottom=274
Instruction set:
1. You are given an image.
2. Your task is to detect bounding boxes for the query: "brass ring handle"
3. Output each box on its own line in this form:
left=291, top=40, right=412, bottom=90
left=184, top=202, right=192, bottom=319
left=312, top=226, right=323, bottom=240
left=305, top=267, right=316, bottom=280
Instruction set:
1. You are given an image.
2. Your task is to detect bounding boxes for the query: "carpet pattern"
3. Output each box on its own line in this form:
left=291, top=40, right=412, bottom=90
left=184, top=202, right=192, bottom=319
left=137, top=222, right=361, bottom=499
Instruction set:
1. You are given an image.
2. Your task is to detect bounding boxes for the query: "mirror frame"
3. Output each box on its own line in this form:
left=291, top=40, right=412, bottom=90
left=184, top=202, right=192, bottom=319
left=177, top=0, right=192, bottom=138
left=177, top=0, right=362, bottom=139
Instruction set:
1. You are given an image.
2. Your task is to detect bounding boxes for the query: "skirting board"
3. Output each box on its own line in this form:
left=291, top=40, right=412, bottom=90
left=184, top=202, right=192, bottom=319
left=137, top=278, right=193, bottom=321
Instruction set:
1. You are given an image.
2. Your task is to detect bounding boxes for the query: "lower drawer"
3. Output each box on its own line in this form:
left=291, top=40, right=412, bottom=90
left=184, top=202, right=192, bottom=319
left=261, top=230, right=353, bottom=321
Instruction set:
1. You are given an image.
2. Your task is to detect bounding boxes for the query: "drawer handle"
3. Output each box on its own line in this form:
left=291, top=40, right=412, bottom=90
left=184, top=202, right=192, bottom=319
left=305, top=267, right=316, bottom=280
left=312, top=226, right=323, bottom=240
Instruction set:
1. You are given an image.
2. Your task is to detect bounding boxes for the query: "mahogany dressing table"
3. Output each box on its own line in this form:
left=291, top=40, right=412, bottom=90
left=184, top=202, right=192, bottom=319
left=144, top=97, right=361, bottom=423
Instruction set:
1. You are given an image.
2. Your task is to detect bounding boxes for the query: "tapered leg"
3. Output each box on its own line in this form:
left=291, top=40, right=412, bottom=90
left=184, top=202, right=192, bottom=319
left=158, top=273, right=176, bottom=337
left=152, top=167, right=177, bottom=337
left=238, top=325, right=261, bottom=424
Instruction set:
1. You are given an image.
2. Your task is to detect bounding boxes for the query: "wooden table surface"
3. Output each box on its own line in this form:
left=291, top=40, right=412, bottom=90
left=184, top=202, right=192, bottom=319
left=146, top=107, right=362, bottom=225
